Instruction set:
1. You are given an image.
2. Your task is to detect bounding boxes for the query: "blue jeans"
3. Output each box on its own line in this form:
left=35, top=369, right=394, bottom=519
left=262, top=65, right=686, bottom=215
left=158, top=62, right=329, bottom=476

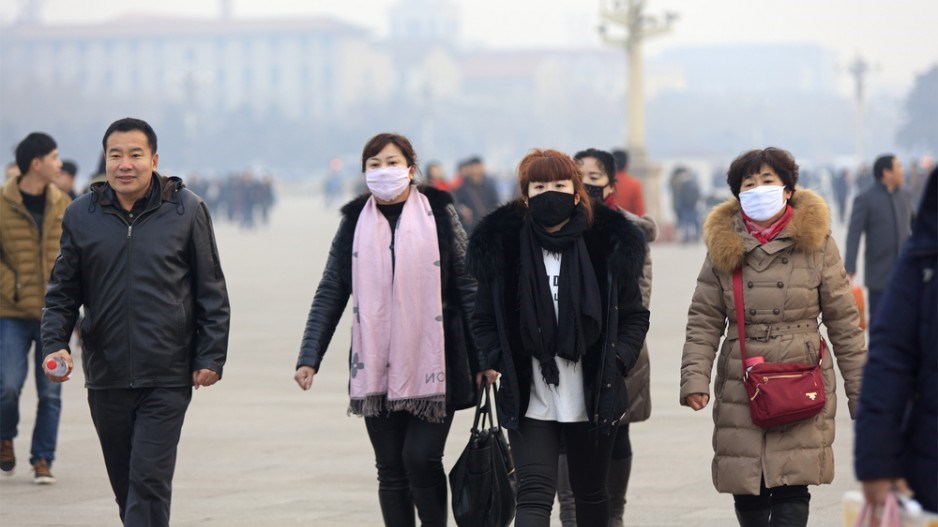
left=0, top=318, right=62, bottom=465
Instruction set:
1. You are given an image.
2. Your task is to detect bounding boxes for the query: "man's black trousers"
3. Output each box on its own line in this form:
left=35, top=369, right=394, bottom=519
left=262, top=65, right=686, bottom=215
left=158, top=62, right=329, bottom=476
left=87, top=387, right=191, bottom=527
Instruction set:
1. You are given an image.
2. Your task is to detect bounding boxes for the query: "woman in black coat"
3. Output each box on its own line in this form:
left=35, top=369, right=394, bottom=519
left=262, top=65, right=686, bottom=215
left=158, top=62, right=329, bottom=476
left=294, top=133, right=478, bottom=527
left=466, top=149, right=649, bottom=526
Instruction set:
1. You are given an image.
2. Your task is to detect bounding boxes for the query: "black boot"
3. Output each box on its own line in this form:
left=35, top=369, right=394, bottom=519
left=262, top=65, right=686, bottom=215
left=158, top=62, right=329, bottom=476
left=735, top=507, right=770, bottom=527
left=378, top=487, right=415, bottom=527
left=607, top=456, right=632, bottom=527
left=411, top=482, right=448, bottom=527
left=769, top=500, right=809, bottom=527
left=557, top=453, right=577, bottom=527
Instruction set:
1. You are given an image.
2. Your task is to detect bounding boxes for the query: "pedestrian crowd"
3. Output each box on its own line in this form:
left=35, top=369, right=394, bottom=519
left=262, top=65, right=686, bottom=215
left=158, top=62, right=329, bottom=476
left=1, top=121, right=935, bottom=527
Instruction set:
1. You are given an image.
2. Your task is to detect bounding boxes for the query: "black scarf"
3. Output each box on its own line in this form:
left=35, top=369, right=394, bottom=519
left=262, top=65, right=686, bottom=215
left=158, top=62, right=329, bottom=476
left=518, top=204, right=603, bottom=386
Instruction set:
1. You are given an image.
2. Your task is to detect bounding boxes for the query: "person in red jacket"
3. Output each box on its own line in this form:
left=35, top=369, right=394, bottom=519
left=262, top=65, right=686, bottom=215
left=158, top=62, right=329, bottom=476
left=612, top=149, right=645, bottom=217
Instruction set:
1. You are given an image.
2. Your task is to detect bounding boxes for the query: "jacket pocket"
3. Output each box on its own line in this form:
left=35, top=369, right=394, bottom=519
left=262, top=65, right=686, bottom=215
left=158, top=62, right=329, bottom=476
left=804, top=339, right=818, bottom=363
left=176, top=303, right=188, bottom=344
left=616, top=351, right=630, bottom=377
left=80, top=312, right=95, bottom=349
left=715, top=347, right=730, bottom=398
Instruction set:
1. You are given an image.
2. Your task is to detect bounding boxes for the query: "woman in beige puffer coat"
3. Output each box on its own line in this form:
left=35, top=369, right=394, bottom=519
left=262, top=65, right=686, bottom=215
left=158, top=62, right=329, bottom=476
left=680, top=148, right=866, bottom=527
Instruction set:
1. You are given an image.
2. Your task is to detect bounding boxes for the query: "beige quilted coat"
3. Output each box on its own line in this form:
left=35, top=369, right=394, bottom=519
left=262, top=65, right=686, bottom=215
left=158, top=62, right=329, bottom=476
left=1, top=177, right=70, bottom=319
left=680, top=189, right=866, bottom=495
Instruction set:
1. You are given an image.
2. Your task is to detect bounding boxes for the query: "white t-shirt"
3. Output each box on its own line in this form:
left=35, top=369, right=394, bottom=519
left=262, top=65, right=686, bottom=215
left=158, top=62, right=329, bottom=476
left=525, top=249, right=589, bottom=423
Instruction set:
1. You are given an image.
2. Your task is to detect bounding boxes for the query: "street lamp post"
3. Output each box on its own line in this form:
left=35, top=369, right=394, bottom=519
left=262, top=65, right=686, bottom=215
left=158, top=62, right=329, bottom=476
left=599, top=0, right=676, bottom=222
left=847, top=55, right=869, bottom=169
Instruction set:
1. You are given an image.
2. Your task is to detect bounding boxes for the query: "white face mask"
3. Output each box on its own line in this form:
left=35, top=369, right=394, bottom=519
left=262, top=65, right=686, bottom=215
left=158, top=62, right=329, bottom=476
left=739, top=184, right=786, bottom=221
left=365, top=166, right=411, bottom=201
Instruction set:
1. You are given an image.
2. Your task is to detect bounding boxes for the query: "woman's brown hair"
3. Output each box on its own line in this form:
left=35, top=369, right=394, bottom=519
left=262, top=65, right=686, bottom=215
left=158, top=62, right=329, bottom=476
left=360, top=133, right=418, bottom=173
left=726, top=147, right=799, bottom=198
left=518, top=148, right=593, bottom=224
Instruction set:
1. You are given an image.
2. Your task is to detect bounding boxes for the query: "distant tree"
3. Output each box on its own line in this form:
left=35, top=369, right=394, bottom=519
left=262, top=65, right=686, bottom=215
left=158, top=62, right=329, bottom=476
left=896, top=64, right=938, bottom=153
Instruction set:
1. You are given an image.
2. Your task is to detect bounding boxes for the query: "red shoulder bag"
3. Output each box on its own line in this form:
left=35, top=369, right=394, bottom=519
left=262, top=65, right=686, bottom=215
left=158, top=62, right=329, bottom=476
left=733, top=269, right=826, bottom=429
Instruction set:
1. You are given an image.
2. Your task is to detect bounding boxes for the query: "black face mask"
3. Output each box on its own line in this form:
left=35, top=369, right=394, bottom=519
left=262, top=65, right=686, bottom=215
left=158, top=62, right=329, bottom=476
left=528, top=191, right=576, bottom=228
left=584, top=184, right=606, bottom=203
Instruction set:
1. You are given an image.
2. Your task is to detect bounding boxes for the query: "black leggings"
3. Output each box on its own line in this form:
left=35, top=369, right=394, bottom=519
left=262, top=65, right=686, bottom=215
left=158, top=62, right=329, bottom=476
left=507, top=418, right=615, bottom=527
left=611, top=422, right=632, bottom=460
left=733, top=477, right=811, bottom=511
left=560, top=422, right=630, bottom=458
left=364, top=409, right=454, bottom=491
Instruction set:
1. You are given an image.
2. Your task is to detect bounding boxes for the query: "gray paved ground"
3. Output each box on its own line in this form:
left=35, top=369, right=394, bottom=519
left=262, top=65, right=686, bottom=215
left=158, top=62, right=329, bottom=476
left=0, top=191, right=862, bottom=526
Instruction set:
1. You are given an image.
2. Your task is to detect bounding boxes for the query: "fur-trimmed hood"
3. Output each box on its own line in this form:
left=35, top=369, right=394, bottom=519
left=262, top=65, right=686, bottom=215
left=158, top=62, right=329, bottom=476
left=703, top=188, right=830, bottom=274
left=467, top=199, right=647, bottom=284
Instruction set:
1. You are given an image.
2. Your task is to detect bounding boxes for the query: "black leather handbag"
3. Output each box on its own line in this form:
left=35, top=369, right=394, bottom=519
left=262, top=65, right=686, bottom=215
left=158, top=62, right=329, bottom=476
left=449, top=378, right=516, bottom=527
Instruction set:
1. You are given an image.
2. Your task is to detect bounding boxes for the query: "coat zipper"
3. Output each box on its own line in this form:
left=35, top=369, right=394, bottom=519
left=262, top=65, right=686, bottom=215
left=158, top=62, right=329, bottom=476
left=592, top=267, right=616, bottom=424
left=101, top=199, right=161, bottom=388
left=101, top=208, right=135, bottom=386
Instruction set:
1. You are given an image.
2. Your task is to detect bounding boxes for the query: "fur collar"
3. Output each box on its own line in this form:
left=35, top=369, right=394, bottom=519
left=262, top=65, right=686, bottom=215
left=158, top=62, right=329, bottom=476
left=340, top=184, right=453, bottom=221
left=703, top=188, right=830, bottom=273
left=467, top=200, right=647, bottom=283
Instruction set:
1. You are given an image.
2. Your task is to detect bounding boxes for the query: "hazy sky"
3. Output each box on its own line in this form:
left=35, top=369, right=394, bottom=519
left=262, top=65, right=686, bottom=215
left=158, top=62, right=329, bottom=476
left=1, top=0, right=935, bottom=96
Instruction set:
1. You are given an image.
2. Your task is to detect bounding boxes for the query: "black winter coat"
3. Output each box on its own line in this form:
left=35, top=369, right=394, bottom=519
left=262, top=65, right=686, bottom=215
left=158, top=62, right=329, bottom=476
left=297, top=186, right=478, bottom=411
left=466, top=201, right=650, bottom=433
left=42, top=174, right=230, bottom=389
left=855, top=171, right=938, bottom=513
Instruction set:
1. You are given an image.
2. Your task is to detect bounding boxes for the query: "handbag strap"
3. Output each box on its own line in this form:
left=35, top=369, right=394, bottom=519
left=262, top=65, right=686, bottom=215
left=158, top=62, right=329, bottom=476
left=733, top=268, right=826, bottom=370
left=472, top=378, right=498, bottom=433
left=732, top=268, right=750, bottom=366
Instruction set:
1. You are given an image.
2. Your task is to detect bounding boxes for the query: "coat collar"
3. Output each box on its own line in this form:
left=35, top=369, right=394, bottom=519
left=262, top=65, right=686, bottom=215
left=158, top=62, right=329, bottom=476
left=3, top=175, right=66, bottom=206
left=703, top=188, right=830, bottom=274
left=90, top=172, right=183, bottom=208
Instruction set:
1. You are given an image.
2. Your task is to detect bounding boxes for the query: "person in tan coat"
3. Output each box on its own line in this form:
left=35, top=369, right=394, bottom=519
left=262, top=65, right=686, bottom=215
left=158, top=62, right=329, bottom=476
left=680, top=147, right=866, bottom=527
left=1, top=132, right=69, bottom=484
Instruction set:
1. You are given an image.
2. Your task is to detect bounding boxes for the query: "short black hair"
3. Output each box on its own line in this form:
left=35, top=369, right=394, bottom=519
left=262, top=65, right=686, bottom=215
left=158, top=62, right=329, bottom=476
left=873, top=154, right=896, bottom=181
left=611, top=149, right=629, bottom=171
left=102, top=117, right=157, bottom=154
left=726, top=147, right=799, bottom=198
left=574, top=148, right=617, bottom=185
left=61, top=160, right=78, bottom=177
left=15, top=132, right=57, bottom=175
left=465, top=156, right=483, bottom=166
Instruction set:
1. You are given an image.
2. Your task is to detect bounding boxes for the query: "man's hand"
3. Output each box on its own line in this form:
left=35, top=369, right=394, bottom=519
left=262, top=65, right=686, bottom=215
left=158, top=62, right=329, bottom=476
left=475, top=369, right=500, bottom=388
left=294, top=366, right=317, bottom=391
left=43, top=350, right=73, bottom=383
left=862, top=478, right=911, bottom=507
left=686, top=393, right=710, bottom=411
left=192, top=369, right=220, bottom=390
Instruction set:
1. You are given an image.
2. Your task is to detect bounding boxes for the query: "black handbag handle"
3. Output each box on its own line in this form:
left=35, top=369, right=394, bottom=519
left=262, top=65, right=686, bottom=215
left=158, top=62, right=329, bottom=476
left=472, top=378, right=499, bottom=433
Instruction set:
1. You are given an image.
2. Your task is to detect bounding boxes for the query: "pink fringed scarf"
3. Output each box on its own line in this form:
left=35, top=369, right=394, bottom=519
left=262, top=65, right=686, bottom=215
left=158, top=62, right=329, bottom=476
left=349, top=189, right=447, bottom=422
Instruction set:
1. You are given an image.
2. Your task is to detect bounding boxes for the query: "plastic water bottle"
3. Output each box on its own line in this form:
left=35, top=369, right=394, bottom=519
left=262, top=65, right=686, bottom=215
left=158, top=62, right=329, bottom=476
left=45, top=357, right=68, bottom=377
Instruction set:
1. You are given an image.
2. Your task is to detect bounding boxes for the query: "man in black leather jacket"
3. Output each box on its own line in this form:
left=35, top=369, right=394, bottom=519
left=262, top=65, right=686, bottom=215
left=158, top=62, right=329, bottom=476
left=41, top=118, right=230, bottom=527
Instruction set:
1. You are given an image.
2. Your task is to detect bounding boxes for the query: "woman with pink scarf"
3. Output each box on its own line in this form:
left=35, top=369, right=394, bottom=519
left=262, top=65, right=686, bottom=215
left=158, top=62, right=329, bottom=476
left=294, top=133, right=491, bottom=526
